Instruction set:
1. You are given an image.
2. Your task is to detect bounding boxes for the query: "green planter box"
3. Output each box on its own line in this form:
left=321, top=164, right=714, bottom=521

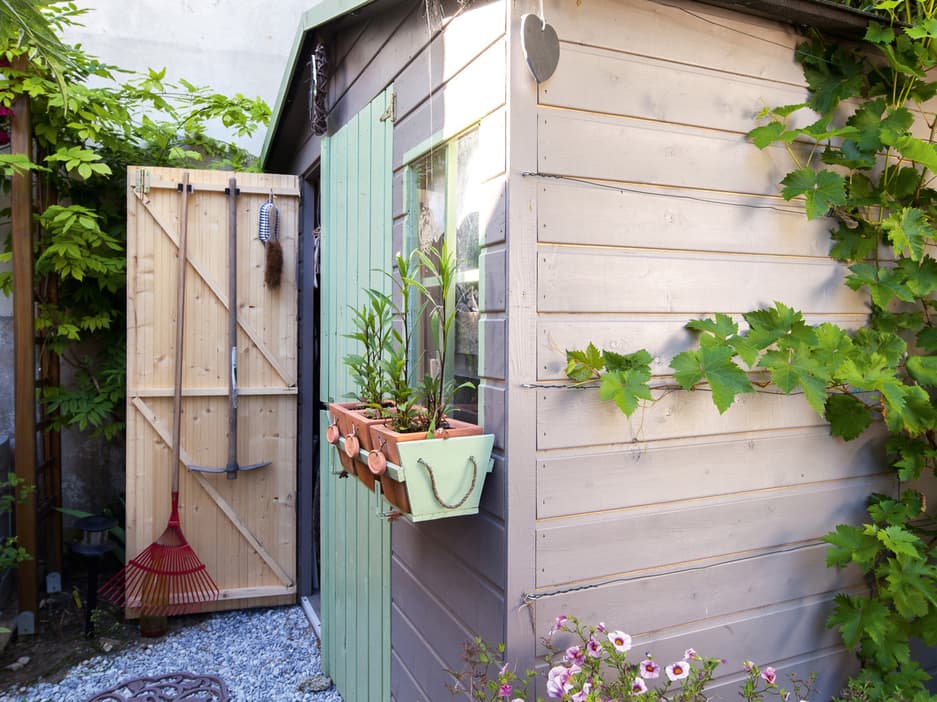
left=377, top=434, right=494, bottom=522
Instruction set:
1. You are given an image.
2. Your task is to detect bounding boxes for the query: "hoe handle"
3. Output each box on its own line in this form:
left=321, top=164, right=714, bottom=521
left=171, top=173, right=191, bottom=494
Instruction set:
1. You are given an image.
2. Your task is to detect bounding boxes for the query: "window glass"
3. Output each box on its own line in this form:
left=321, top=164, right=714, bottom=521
left=412, top=129, right=480, bottom=424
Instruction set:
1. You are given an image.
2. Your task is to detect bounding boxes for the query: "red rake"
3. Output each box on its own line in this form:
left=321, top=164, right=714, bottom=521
left=101, top=172, right=219, bottom=616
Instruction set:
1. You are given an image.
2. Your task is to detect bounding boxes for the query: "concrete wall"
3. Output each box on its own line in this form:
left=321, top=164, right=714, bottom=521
left=63, top=0, right=314, bottom=155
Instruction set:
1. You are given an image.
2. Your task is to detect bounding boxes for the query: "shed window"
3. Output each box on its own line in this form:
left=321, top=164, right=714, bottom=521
left=410, top=129, right=481, bottom=425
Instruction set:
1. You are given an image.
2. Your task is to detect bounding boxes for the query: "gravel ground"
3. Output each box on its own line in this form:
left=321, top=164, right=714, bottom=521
left=0, top=606, right=343, bottom=702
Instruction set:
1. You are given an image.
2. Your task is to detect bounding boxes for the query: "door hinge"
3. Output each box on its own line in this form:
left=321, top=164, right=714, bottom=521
left=379, top=93, right=396, bottom=123
left=135, top=169, right=151, bottom=194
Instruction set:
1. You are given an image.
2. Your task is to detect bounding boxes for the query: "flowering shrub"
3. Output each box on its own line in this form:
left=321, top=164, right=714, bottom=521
left=448, top=615, right=817, bottom=702
left=446, top=637, right=535, bottom=702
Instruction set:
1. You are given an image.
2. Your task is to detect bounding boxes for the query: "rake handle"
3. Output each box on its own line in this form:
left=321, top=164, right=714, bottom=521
left=171, top=173, right=191, bottom=494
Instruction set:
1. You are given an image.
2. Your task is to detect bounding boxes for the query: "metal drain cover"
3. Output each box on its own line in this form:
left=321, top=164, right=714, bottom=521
left=86, top=672, right=230, bottom=701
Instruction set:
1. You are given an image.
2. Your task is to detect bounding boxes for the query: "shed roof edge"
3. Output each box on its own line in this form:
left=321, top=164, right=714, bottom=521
left=261, top=0, right=378, bottom=168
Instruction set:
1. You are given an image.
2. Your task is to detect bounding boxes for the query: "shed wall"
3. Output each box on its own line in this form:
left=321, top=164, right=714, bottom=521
left=520, top=0, right=888, bottom=696
left=386, top=3, right=508, bottom=699
left=275, top=2, right=509, bottom=700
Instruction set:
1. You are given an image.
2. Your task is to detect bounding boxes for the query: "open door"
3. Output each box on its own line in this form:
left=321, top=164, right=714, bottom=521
left=125, top=166, right=299, bottom=611
left=319, top=90, right=393, bottom=702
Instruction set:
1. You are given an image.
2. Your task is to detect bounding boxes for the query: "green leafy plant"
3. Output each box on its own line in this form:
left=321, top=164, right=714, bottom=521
left=0, top=2, right=270, bottom=441
left=411, top=238, right=475, bottom=434
left=563, top=1, right=937, bottom=698
left=383, top=251, right=425, bottom=432
left=344, top=288, right=394, bottom=412
left=0, top=472, right=32, bottom=571
left=446, top=637, right=535, bottom=702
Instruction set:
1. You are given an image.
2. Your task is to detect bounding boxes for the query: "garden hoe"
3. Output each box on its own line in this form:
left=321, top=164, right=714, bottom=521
left=100, top=172, right=219, bottom=616
left=191, top=177, right=271, bottom=480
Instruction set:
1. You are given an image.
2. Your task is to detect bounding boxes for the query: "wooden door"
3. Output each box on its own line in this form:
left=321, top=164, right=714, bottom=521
left=126, top=166, right=299, bottom=611
left=320, top=90, right=393, bottom=702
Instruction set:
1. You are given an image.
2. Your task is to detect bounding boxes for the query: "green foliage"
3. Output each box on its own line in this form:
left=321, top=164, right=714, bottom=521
left=0, top=472, right=32, bottom=571
left=344, top=289, right=394, bottom=409
left=0, top=2, right=270, bottom=440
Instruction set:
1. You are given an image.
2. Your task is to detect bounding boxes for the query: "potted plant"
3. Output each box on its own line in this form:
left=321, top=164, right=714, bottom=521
left=366, top=240, right=493, bottom=520
left=326, top=288, right=393, bottom=489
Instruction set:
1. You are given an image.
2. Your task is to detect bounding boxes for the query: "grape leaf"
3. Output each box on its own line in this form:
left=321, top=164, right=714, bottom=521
left=906, top=355, right=937, bottom=387
left=780, top=168, right=847, bottom=219
left=827, top=593, right=891, bottom=650
left=825, top=523, right=882, bottom=569
left=882, top=207, right=930, bottom=261
left=565, top=342, right=604, bottom=382
left=894, top=135, right=937, bottom=174
left=603, top=348, right=653, bottom=373
left=825, top=393, right=872, bottom=441
left=599, top=368, right=653, bottom=417
left=672, top=345, right=754, bottom=413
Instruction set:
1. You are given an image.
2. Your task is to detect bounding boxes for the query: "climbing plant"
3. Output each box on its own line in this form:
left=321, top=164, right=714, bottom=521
left=0, top=1, right=270, bottom=440
left=568, top=1, right=937, bottom=699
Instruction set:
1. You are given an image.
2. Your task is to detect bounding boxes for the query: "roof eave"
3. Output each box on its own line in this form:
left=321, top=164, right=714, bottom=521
left=260, top=0, right=377, bottom=168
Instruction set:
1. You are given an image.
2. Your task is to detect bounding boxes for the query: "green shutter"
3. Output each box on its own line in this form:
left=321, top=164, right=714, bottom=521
left=320, top=89, right=392, bottom=702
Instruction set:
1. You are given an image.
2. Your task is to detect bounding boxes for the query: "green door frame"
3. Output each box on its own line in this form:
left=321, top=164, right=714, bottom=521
left=319, top=89, right=393, bottom=702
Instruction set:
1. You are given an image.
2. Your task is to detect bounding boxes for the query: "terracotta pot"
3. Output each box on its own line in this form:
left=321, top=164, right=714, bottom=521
left=368, top=418, right=483, bottom=514
left=327, top=401, right=390, bottom=490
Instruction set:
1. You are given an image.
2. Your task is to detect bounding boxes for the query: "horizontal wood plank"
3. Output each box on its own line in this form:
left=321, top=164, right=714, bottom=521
left=533, top=544, right=860, bottom=644
left=393, top=520, right=505, bottom=645
left=536, top=177, right=835, bottom=257
left=395, top=0, right=505, bottom=122
left=546, top=0, right=804, bottom=84
left=391, top=604, right=452, bottom=702
left=541, top=43, right=809, bottom=135
left=395, top=508, right=506, bottom=589
left=536, top=476, right=893, bottom=587
left=393, top=40, right=506, bottom=167
left=537, top=427, right=886, bottom=518
left=539, top=109, right=796, bottom=197
left=536, top=383, right=830, bottom=450
left=538, top=245, right=866, bottom=315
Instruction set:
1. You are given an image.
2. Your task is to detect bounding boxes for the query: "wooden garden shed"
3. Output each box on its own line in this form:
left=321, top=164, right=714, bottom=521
left=261, top=0, right=908, bottom=699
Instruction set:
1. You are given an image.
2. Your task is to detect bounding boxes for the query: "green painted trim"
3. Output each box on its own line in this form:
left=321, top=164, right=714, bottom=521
left=401, top=129, right=446, bottom=168
left=260, top=0, right=379, bottom=167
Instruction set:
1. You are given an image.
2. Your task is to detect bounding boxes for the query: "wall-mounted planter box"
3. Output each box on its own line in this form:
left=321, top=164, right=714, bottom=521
left=327, top=401, right=389, bottom=490
left=375, top=433, right=495, bottom=522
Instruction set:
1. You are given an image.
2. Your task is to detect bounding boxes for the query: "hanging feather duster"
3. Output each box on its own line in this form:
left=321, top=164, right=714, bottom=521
left=259, top=198, right=282, bottom=289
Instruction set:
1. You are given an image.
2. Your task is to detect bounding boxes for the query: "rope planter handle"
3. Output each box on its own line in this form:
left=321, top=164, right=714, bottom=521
left=416, top=456, right=478, bottom=510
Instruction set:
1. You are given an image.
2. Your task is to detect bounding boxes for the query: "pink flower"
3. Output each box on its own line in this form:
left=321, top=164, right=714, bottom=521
left=640, top=659, right=660, bottom=679
left=607, top=630, right=632, bottom=653
left=565, top=645, right=585, bottom=666
left=596, top=621, right=607, bottom=633
left=684, top=648, right=699, bottom=660
left=761, top=666, right=777, bottom=685
left=571, top=681, right=592, bottom=702
left=552, top=615, right=568, bottom=633
left=0, top=130, right=8, bottom=146
left=0, top=106, right=13, bottom=118
left=586, top=636, right=602, bottom=658
left=546, top=664, right=579, bottom=698
left=665, top=661, right=690, bottom=681
left=632, top=677, right=648, bottom=694
left=743, top=660, right=755, bottom=673
left=498, top=682, right=513, bottom=697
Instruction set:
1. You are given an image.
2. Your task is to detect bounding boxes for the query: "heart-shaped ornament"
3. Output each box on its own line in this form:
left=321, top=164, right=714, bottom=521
left=521, top=13, right=560, bottom=83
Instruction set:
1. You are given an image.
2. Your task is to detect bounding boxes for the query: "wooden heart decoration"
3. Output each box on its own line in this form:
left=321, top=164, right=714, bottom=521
left=521, top=13, right=560, bottom=83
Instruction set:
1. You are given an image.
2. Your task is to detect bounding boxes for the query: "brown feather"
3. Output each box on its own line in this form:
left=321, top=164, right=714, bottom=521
left=265, top=240, right=283, bottom=289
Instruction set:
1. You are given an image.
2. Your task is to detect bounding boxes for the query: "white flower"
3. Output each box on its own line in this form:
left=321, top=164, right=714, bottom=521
left=665, top=660, right=690, bottom=681
left=607, top=630, right=632, bottom=653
